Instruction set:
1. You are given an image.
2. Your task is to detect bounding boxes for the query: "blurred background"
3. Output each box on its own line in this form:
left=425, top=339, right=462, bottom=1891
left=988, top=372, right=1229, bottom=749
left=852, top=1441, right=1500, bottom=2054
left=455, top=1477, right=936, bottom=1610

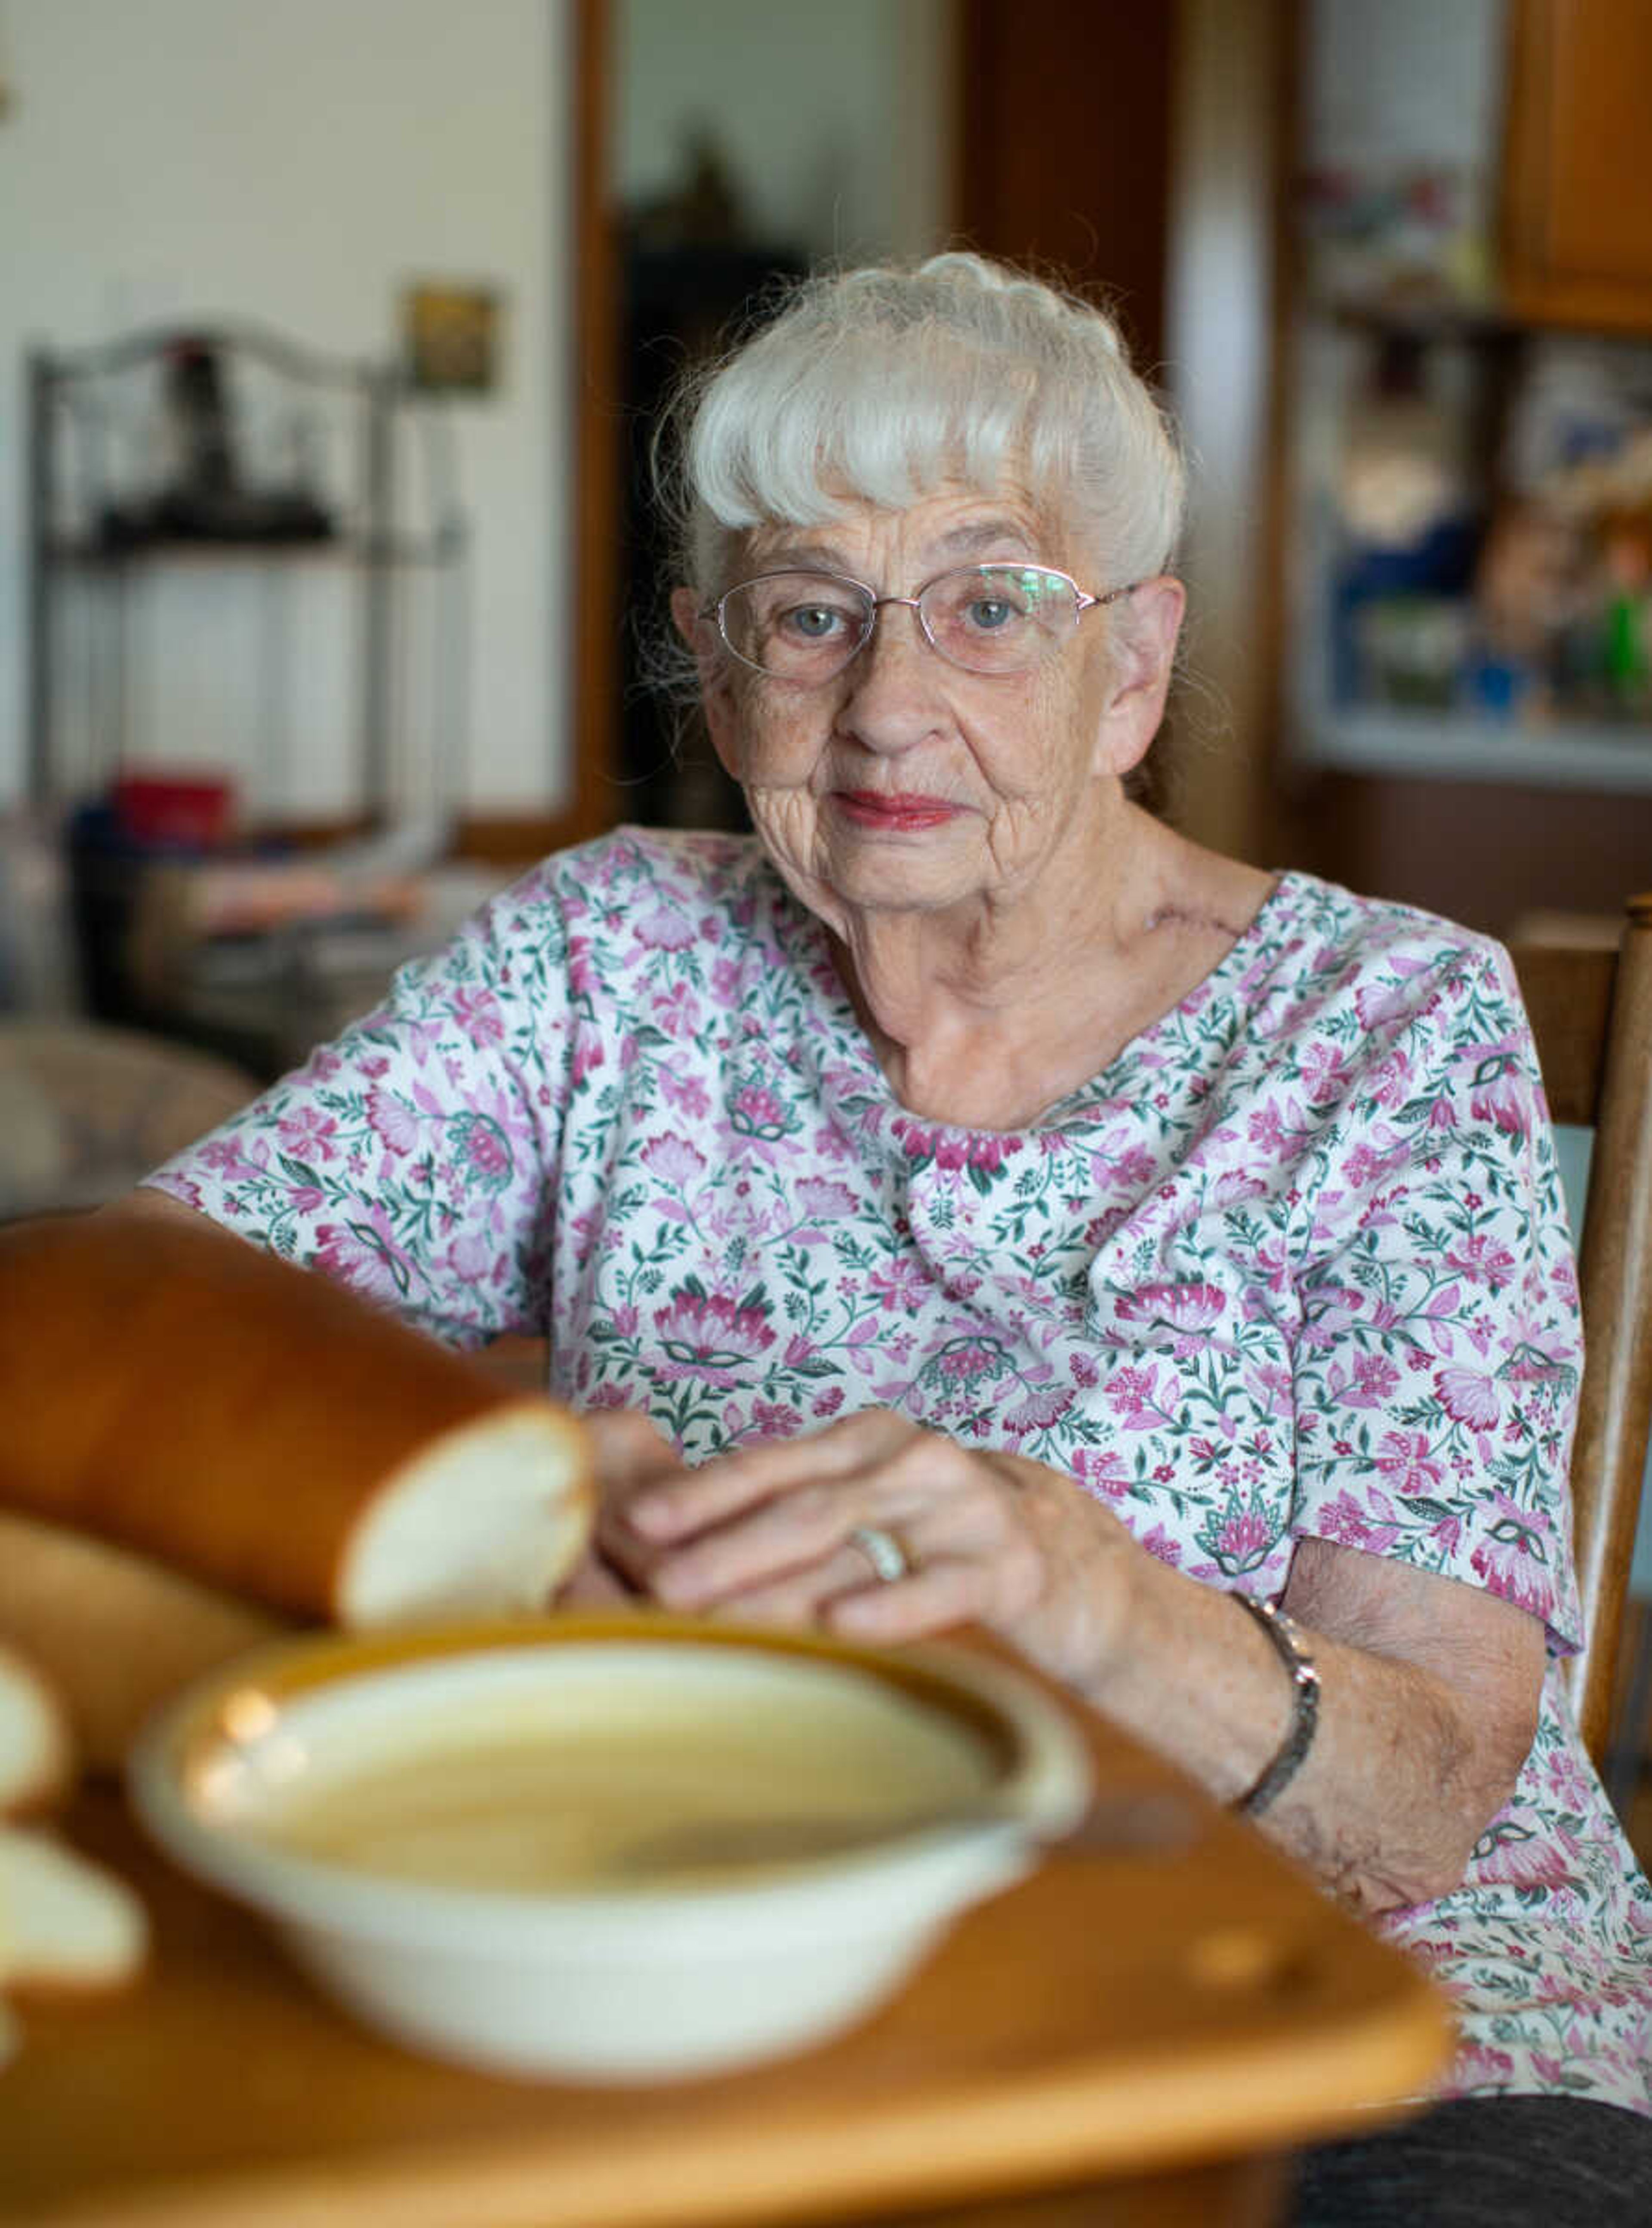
left=3, top=0, right=1652, bottom=1854
left=1, top=0, right=1649, bottom=1095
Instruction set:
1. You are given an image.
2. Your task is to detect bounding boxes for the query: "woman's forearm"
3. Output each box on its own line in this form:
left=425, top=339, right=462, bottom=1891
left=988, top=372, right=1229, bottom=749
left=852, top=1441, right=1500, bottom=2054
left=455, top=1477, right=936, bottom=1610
left=1048, top=1508, right=1542, bottom=1913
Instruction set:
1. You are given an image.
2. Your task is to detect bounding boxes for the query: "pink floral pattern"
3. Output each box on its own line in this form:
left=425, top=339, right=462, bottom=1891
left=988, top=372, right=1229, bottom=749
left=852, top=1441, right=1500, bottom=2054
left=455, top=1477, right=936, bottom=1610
left=151, top=828, right=1652, bottom=2116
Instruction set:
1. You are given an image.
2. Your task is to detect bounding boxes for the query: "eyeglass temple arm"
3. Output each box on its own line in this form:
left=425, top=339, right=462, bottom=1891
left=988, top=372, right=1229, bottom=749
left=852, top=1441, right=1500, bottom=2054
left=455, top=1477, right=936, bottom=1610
left=1079, top=582, right=1143, bottom=615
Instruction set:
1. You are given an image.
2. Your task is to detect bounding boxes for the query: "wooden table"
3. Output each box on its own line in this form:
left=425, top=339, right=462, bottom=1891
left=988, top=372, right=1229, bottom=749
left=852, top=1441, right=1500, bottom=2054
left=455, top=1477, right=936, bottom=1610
left=0, top=1699, right=1452, bottom=2228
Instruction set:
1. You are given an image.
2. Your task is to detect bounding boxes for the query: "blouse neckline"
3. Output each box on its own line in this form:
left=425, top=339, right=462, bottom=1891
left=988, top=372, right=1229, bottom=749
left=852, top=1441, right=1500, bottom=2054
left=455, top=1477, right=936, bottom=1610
left=771, top=862, right=1309, bottom=1143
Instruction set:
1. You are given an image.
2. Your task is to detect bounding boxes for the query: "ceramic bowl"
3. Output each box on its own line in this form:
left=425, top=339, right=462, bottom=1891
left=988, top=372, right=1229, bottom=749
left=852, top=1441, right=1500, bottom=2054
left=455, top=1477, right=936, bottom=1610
left=129, top=1613, right=1092, bottom=2082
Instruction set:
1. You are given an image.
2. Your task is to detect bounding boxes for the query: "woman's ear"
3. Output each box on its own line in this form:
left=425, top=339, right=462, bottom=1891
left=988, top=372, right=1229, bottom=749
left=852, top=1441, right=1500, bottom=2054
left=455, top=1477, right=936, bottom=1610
left=670, top=586, right=743, bottom=777
left=1094, top=574, right=1185, bottom=778
left=669, top=586, right=707, bottom=657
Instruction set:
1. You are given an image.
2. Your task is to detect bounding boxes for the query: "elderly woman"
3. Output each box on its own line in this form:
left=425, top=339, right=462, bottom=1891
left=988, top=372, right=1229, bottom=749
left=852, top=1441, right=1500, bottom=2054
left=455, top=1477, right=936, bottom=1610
left=117, top=256, right=1646, bottom=2218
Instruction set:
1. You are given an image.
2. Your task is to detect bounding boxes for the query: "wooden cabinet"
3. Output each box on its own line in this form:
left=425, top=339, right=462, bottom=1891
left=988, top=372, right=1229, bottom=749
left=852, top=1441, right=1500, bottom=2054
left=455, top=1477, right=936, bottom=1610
left=1273, top=0, right=1652, bottom=933
left=1502, top=0, right=1652, bottom=332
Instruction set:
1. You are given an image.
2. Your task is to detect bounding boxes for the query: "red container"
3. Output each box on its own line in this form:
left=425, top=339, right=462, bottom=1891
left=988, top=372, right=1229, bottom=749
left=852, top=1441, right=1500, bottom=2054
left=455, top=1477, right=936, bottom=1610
left=111, top=771, right=236, bottom=849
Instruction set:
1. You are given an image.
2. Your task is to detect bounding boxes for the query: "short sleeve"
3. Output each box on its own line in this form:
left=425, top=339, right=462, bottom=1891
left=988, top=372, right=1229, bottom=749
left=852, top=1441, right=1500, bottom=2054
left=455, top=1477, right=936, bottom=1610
left=1290, top=938, right=1585, bottom=1651
left=145, top=858, right=579, bottom=1347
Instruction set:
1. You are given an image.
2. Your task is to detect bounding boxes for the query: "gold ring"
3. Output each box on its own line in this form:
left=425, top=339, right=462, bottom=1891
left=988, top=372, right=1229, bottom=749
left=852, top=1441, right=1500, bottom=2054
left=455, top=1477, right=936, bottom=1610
left=848, top=1524, right=914, bottom=1585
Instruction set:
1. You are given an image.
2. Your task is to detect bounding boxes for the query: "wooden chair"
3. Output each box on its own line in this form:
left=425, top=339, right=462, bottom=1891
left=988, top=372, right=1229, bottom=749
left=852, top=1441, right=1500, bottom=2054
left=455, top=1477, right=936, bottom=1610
left=1509, top=895, right=1652, bottom=1771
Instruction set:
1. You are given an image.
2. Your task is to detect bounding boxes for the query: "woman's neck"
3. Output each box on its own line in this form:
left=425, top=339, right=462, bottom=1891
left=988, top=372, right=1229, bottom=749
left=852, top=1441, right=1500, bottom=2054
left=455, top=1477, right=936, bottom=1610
left=830, top=814, right=1274, bottom=1130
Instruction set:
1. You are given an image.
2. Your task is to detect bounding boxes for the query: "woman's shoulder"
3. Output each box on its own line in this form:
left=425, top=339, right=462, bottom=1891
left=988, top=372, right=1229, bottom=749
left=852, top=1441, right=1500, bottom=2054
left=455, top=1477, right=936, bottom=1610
left=1249, top=869, right=1520, bottom=1044
left=530, top=825, right=774, bottom=914
left=1265, top=867, right=1501, bottom=966
left=456, top=826, right=779, bottom=957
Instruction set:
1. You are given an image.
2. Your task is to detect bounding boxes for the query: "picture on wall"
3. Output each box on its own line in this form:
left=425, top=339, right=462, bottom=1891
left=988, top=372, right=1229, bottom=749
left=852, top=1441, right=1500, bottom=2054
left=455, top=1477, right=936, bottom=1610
left=401, top=284, right=500, bottom=392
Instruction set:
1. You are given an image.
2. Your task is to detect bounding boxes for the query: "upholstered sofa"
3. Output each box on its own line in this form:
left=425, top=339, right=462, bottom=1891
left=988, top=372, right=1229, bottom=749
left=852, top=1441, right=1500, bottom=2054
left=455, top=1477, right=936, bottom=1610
left=0, top=1019, right=254, bottom=1222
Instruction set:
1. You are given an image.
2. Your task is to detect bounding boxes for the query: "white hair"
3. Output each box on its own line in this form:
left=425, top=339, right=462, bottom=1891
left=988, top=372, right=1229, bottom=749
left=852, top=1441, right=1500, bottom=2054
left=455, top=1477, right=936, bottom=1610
left=663, top=252, right=1187, bottom=599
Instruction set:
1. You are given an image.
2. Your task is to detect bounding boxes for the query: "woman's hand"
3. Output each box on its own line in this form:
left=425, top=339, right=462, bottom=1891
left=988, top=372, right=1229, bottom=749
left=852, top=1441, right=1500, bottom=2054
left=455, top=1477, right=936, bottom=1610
left=595, top=1407, right=1139, bottom=1685
left=552, top=1407, right=688, bottom=1608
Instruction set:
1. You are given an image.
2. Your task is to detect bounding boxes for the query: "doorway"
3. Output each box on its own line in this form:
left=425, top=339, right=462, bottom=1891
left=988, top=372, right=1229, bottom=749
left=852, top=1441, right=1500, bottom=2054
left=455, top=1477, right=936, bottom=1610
left=548, top=0, right=1276, bottom=866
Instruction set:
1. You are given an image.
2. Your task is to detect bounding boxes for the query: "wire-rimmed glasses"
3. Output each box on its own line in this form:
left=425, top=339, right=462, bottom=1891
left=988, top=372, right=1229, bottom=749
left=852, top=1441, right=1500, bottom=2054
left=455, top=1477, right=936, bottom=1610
left=704, top=565, right=1139, bottom=685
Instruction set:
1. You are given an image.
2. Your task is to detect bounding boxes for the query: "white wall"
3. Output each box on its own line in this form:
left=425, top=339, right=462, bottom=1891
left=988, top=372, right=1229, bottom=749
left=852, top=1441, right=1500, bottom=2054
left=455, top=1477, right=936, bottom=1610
left=615, top=0, right=955, bottom=264
left=1305, top=0, right=1505, bottom=176
left=0, top=0, right=570, bottom=818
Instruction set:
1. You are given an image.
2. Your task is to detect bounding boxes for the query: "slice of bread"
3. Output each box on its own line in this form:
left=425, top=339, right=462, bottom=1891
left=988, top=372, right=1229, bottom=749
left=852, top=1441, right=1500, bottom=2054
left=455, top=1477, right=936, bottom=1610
left=0, top=1214, right=592, bottom=1627
left=0, top=1648, right=148, bottom=2004
left=0, top=1826, right=148, bottom=1993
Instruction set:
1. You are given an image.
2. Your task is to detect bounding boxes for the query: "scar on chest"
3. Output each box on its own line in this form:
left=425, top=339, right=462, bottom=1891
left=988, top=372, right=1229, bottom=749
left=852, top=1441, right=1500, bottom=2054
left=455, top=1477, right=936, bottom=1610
left=1139, top=905, right=1249, bottom=940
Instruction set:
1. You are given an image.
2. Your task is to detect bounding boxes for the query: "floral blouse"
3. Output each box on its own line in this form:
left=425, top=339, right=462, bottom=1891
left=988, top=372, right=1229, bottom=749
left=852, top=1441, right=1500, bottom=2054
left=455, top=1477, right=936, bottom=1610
left=152, top=827, right=1652, bottom=2114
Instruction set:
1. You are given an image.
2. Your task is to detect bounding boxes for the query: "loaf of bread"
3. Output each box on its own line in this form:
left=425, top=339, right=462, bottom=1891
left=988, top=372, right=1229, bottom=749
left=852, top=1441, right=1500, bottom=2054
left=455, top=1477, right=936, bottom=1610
left=0, top=1513, right=285, bottom=1774
left=0, top=1213, right=593, bottom=1628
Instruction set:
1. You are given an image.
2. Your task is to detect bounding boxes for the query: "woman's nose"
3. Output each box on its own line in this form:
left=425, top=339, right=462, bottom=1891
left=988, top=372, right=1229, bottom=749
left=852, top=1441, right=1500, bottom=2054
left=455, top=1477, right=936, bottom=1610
left=837, top=602, right=948, bottom=748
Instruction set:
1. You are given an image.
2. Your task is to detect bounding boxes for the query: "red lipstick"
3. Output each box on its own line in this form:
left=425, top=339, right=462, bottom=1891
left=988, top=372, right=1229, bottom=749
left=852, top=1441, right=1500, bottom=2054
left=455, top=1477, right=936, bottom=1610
left=835, top=790, right=961, bottom=831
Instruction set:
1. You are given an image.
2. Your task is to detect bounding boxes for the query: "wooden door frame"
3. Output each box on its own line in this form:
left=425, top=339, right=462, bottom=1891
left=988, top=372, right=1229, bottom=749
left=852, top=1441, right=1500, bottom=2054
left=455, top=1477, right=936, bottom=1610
left=458, top=0, right=1290, bottom=875
left=455, top=0, right=617, bottom=865
left=565, top=0, right=620, bottom=849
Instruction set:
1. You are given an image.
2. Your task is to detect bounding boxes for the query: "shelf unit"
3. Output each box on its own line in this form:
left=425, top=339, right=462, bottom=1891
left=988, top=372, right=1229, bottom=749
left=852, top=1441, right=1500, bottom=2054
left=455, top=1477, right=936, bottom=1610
left=1296, top=704, right=1652, bottom=795
left=1282, top=3, right=1652, bottom=817
left=26, top=321, right=466, bottom=828
left=1284, top=303, right=1652, bottom=798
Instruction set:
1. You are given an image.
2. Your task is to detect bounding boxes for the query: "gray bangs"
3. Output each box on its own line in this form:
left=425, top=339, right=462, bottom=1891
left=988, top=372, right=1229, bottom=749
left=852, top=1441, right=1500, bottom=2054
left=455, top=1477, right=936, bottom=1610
left=669, top=254, right=1187, bottom=603
left=689, top=328, right=1049, bottom=549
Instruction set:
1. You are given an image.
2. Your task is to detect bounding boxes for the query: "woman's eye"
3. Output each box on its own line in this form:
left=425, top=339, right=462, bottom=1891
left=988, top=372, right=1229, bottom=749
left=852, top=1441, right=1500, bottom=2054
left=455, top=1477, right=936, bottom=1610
left=782, top=604, right=847, bottom=641
left=964, top=598, right=1016, bottom=632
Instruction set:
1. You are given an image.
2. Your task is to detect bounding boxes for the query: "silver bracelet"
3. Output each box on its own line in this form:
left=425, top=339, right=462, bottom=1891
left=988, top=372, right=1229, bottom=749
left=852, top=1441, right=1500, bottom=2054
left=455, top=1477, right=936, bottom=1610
left=1230, top=1591, right=1320, bottom=1816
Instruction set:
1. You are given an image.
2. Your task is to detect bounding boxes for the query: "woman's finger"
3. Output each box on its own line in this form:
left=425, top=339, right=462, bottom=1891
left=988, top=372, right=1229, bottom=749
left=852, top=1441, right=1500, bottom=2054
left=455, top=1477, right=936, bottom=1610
left=647, top=1472, right=882, bottom=1608
left=583, top=1408, right=690, bottom=1592
left=643, top=1421, right=972, bottom=1608
left=646, top=1428, right=1036, bottom=1613
left=624, top=1408, right=914, bottom=1541
left=684, top=1538, right=990, bottom=1644
left=686, top=1543, right=881, bottom=1629
left=582, top=1407, right=684, bottom=1492
left=553, top=1550, right=638, bottom=1607
left=827, top=1555, right=994, bottom=1645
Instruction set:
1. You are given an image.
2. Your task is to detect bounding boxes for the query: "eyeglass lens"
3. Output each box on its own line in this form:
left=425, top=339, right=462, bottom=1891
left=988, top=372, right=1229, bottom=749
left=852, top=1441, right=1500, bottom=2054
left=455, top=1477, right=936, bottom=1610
left=717, top=567, right=1082, bottom=681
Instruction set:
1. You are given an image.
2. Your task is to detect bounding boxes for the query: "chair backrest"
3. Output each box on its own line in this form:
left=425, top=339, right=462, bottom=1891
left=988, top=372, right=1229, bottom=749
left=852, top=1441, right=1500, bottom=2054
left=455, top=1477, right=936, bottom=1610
left=1509, top=895, right=1652, bottom=1768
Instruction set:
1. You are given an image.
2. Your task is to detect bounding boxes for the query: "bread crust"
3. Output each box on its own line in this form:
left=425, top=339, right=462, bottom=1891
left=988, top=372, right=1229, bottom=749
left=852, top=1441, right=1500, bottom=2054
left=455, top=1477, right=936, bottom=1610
left=0, top=1515, right=284, bottom=1774
left=0, top=1639, right=72, bottom=1816
left=0, top=1215, right=592, bottom=1622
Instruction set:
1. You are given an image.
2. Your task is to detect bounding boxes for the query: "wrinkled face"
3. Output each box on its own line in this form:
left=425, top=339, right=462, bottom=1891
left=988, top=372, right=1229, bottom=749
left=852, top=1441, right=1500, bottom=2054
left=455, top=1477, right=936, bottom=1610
left=674, top=485, right=1177, bottom=932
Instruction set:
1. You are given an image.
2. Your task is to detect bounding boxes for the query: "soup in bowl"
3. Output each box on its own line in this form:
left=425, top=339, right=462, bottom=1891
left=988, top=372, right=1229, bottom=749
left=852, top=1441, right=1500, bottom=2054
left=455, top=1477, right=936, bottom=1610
left=130, top=1613, right=1092, bottom=2080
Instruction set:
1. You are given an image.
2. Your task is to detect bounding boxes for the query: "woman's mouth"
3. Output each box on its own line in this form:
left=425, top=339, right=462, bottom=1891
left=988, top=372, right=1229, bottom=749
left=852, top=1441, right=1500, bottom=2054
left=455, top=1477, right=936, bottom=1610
left=833, top=790, right=962, bottom=832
